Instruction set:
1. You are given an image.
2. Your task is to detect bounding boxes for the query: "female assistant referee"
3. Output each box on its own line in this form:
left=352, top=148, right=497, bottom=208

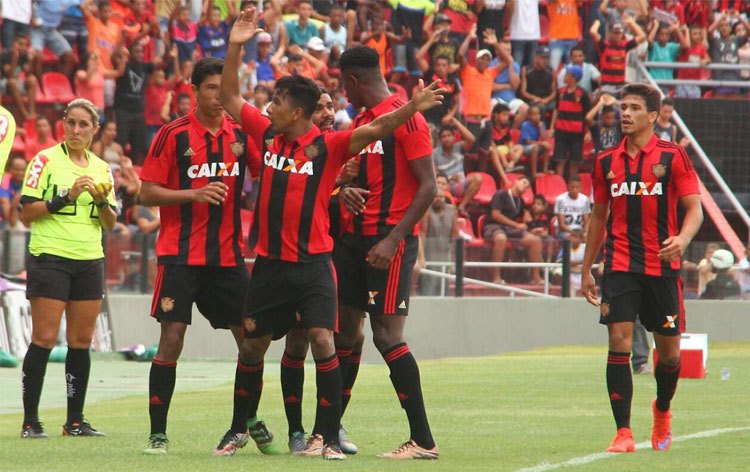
left=19, top=98, right=117, bottom=438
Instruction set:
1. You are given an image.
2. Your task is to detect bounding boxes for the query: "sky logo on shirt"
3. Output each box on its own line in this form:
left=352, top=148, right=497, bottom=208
left=610, top=181, right=663, bottom=197
left=263, top=151, right=314, bottom=175
left=25, top=155, right=49, bottom=189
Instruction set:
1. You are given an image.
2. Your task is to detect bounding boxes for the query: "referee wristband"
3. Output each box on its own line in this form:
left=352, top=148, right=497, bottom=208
left=95, top=201, right=108, bottom=209
left=46, top=195, right=69, bottom=213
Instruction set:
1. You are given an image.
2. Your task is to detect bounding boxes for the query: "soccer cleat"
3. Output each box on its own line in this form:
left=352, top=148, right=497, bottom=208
left=294, top=433, right=324, bottom=457
left=248, top=419, right=282, bottom=455
left=213, top=429, right=249, bottom=456
left=322, top=443, right=347, bottom=461
left=605, top=427, right=636, bottom=453
left=21, top=422, right=48, bottom=439
left=338, top=426, right=358, bottom=454
left=62, top=420, right=105, bottom=437
left=143, top=433, right=169, bottom=455
left=651, top=399, right=673, bottom=451
left=378, top=440, right=439, bottom=460
left=288, top=431, right=307, bottom=453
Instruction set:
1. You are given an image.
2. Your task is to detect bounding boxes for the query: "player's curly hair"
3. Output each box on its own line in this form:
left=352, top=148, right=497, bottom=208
left=274, top=75, right=321, bottom=118
left=339, top=45, right=381, bottom=73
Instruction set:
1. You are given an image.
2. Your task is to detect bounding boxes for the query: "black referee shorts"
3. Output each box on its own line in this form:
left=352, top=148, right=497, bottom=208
left=599, top=271, right=683, bottom=336
left=334, top=233, right=418, bottom=316
left=150, top=264, right=249, bottom=329
left=26, top=254, right=105, bottom=301
left=243, top=257, right=338, bottom=340
left=553, top=133, right=583, bottom=163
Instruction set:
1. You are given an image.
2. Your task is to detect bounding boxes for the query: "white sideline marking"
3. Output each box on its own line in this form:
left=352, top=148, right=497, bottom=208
left=516, top=426, right=750, bottom=472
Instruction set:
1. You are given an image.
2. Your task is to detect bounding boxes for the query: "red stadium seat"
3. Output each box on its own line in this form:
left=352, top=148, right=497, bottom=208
left=24, top=119, right=37, bottom=142
left=42, top=72, right=76, bottom=103
left=54, top=119, right=65, bottom=141
left=578, top=172, right=593, bottom=199
left=387, top=82, right=408, bottom=101
left=457, top=217, right=485, bottom=247
left=468, top=172, right=498, bottom=205
left=535, top=173, right=567, bottom=206
left=477, top=214, right=487, bottom=237
left=504, top=172, right=534, bottom=206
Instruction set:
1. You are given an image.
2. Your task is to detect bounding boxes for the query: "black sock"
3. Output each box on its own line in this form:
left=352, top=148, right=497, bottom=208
left=655, top=359, right=681, bottom=412
left=341, top=350, right=361, bottom=416
left=231, top=358, right=259, bottom=433
left=382, top=343, right=435, bottom=449
left=280, top=352, right=305, bottom=435
left=244, top=361, right=264, bottom=422
left=607, top=351, right=633, bottom=430
left=312, top=355, right=341, bottom=445
left=65, top=348, right=91, bottom=424
left=335, top=346, right=352, bottom=417
left=149, top=359, right=176, bottom=435
left=22, top=343, right=51, bottom=425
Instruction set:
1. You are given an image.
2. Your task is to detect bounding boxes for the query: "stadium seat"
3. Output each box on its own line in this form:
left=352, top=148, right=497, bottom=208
left=54, top=119, right=65, bottom=141
left=579, top=172, right=593, bottom=199
left=457, top=217, right=485, bottom=248
left=24, top=119, right=37, bottom=142
left=477, top=213, right=487, bottom=237
left=468, top=172, right=497, bottom=205
left=387, top=82, right=408, bottom=101
left=504, top=172, right=534, bottom=206
left=42, top=72, right=76, bottom=103
left=535, top=173, right=567, bottom=206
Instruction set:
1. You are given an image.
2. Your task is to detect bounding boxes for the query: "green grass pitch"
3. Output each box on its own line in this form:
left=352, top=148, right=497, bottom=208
left=1, top=344, right=749, bottom=471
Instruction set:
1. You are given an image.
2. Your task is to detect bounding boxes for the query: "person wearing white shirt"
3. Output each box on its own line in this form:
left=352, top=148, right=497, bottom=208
left=506, top=0, right=541, bottom=67
left=556, top=46, right=601, bottom=95
left=554, top=174, right=591, bottom=239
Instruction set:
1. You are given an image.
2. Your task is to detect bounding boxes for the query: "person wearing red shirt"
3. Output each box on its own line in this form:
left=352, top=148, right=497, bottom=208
left=582, top=83, right=703, bottom=455
left=123, top=0, right=159, bottom=63
left=24, top=116, right=58, bottom=162
left=675, top=25, right=710, bottom=98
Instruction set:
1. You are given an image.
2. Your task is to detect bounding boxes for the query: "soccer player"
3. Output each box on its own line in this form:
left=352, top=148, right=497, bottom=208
left=333, top=45, right=440, bottom=459
left=139, top=57, right=272, bottom=457
left=581, top=83, right=703, bottom=453
left=220, top=8, right=444, bottom=460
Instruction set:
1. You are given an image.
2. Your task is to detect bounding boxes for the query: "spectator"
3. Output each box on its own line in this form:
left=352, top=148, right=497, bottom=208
left=441, top=0, right=477, bottom=44
left=435, top=173, right=457, bottom=204
left=416, top=54, right=461, bottom=131
left=488, top=103, right=524, bottom=186
left=559, top=227, right=586, bottom=296
left=154, top=0, right=181, bottom=58
left=1, top=0, right=31, bottom=50
left=554, top=174, right=591, bottom=239
left=134, top=203, right=161, bottom=234
left=249, top=85, right=271, bottom=113
left=114, top=43, right=155, bottom=165
left=483, top=174, right=544, bottom=284
left=708, top=10, right=750, bottom=98
left=701, top=249, right=741, bottom=300
left=258, top=0, right=287, bottom=57
left=734, top=243, right=750, bottom=299
left=423, top=14, right=462, bottom=68
left=683, top=243, right=719, bottom=296
left=271, top=43, right=327, bottom=83
left=675, top=25, right=710, bottom=98
left=0, top=34, right=39, bottom=122
left=388, top=0, right=434, bottom=89
left=589, top=14, right=646, bottom=95
left=144, top=69, right=171, bottom=146
left=737, top=21, right=750, bottom=79
left=175, top=92, right=193, bottom=118
left=360, top=14, right=409, bottom=77
left=527, top=193, right=554, bottom=261
left=507, top=0, right=541, bottom=67
left=547, top=0, right=583, bottom=71
left=30, top=0, right=81, bottom=78
left=169, top=45, right=196, bottom=114
left=654, top=98, right=690, bottom=148
left=556, top=45, right=601, bottom=95
left=432, top=120, right=483, bottom=214
left=253, top=32, right=277, bottom=89
left=171, top=6, right=199, bottom=63
left=599, top=0, right=647, bottom=29
left=24, top=117, right=58, bottom=162
left=91, top=121, right=125, bottom=166
left=585, top=94, right=621, bottom=153
left=551, top=64, right=591, bottom=177
left=75, top=49, right=128, bottom=122
left=0, top=155, right=28, bottom=228
left=490, top=38, right=528, bottom=128
left=647, top=18, right=689, bottom=81
left=198, top=4, right=235, bottom=59
left=303, top=37, right=337, bottom=88
left=520, top=46, right=557, bottom=116
left=59, top=4, right=88, bottom=59
left=123, top=0, right=160, bottom=63
left=332, top=90, right=352, bottom=130
left=518, top=104, right=551, bottom=178
left=476, top=0, right=509, bottom=50
left=418, top=183, right=458, bottom=295
left=320, top=4, right=347, bottom=53
left=285, top=0, right=320, bottom=47
left=651, top=0, right=685, bottom=25
left=81, top=0, right=121, bottom=73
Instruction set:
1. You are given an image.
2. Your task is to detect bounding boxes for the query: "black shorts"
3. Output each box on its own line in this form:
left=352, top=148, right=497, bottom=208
left=26, top=253, right=104, bottom=301
left=599, top=271, right=683, bottom=336
left=150, top=264, right=249, bottom=329
left=553, top=133, right=583, bottom=163
left=244, top=257, right=338, bottom=340
left=334, top=233, right=418, bottom=316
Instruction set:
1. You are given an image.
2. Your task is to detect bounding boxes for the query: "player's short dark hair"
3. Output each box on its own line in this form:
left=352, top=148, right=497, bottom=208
left=492, top=103, right=511, bottom=115
left=339, top=45, right=381, bottom=74
left=568, top=174, right=581, bottom=184
left=192, top=57, right=224, bottom=88
left=661, top=97, right=674, bottom=107
left=621, top=83, right=661, bottom=114
left=275, top=75, right=321, bottom=118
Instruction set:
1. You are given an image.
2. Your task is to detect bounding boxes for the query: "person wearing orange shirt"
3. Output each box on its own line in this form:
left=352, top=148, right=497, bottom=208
left=81, top=0, right=122, bottom=71
left=548, top=0, right=583, bottom=71
left=360, top=14, right=410, bottom=77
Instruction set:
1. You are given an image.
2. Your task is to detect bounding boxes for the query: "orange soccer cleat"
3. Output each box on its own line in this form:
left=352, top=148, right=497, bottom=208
left=606, top=427, right=636, bottom=453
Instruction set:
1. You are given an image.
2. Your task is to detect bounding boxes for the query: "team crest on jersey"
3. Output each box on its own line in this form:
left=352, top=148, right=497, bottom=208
left=652, top=163, right=667, bottom=178
left=160, top=297, right=175, bottom=313
left=606, top=170, right=616, bottom=180
left=610, top=181, right=663, bottom=197
left=230, top=141, right=245, bottom=157
left=304, top=144, right=321, bottom=159
left=25, top=155, right=49, bottom=189
left=265, top=138, right=274, bottom=148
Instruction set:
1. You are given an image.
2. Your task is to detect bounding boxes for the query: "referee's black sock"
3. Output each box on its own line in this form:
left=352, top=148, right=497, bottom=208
left=149, top=359, right=176, bottom=435
left=231, top=358, right=261, bottom=433
left=244, top=360, right=264, bottom=422
left=655, top=359, right=681, bottom=412
left=607, top=351, right=633, bottom=429
left=312, top=354, right=341, bottom=445
left=341, top=350, right=361, bottom=416
left=382, top=343, right=435, bottom=449
left=65, top=347, right=91, bottom=424
left=335, top=346, right=352, bottom=416
left=280, top=352, right=305, bottom=436
left=22, top=343, right=51, bottom=425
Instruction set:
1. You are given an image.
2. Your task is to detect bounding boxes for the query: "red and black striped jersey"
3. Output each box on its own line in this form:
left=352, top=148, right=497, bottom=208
left=492, top=125, right=512, bottom=146
left=141, top=111, right=259, bottom=266
left=347, top=94, right=433, bottom=238
left=598, top=38, right=638, bottom=85
left=555, top=86, right=591, bottom=135
left=592, top=134, right=699, bottom=277
left=240, top=103, right=353, bottom=262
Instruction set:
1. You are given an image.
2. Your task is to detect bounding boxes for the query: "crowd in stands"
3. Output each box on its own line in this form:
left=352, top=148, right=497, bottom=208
left=2, top=0, right=750, bottom=295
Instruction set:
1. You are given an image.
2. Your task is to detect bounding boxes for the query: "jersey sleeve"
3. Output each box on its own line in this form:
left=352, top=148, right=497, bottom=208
left=325, top=130, right=354, bottom=167
left=592, top=156, right=611, bottom=203
left=554, top=195, right=564, bottom=214
left=240, top=102, right=271, bottom=153
left=140, top=125, right=175, bottom=185
left=246, top=139, right=262, bottom=179
left=21, top=153, right=52, bottom=200
left=394, top=112, right=432, bottom=160
left=672, top=147, right=699, bottom=197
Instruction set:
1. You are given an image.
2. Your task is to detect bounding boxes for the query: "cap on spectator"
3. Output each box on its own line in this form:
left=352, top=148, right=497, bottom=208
left=611, top=22, right=624, bottom=33
left=257, top=32, right=272, bottom=43
left=435, top=13, right=452, bottom=24
left=565, top=64, right=583, bottom=81
left=476, top=49, right=492, bottom=60
left=306, top=36, right=326, bottom=52
left=710, top=249, right=735, bottom=270
left=536, top=45, right=550, bottom=57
